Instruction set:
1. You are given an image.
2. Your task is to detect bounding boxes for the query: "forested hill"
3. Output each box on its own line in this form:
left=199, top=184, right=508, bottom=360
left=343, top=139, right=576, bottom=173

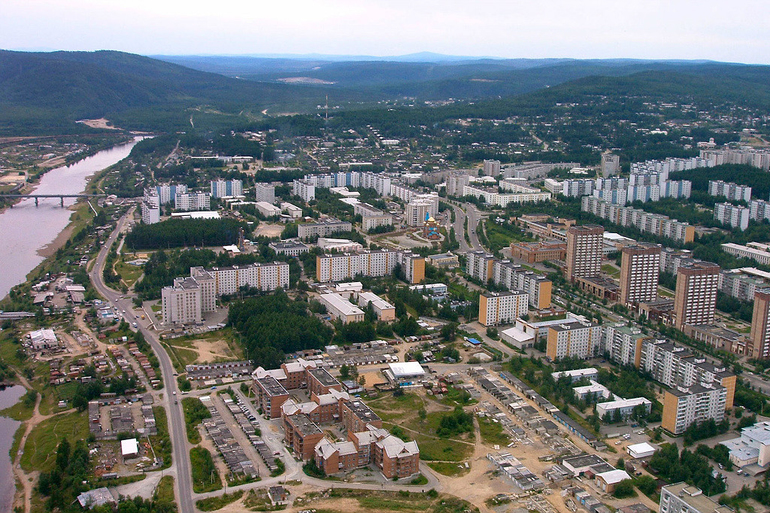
left=0, top=50, right=353, bottom=134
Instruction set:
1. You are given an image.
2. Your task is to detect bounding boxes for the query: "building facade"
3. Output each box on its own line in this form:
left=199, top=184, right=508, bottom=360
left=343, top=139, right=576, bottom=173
left=673, top=262, right=720, bottom=330
left=478, top=291, right=530, bottom=327
left=566, top=225, right=604, bottom=281
left=619, top=243, right=661, bottom=305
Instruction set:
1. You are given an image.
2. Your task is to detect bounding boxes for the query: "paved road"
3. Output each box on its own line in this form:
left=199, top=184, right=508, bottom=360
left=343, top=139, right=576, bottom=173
left=90, top=208, right=195, bottom=513
left=447, top=201, right=486, bottom=253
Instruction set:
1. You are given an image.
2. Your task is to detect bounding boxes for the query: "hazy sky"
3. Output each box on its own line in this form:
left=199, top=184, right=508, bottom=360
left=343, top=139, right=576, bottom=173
left=1, top=0, right=766, bottom=63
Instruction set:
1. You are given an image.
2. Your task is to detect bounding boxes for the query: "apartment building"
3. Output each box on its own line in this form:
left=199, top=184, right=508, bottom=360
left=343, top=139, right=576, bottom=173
left=478, top=291, right=530, bottom=327
left=603, top=324, right=647, bottom=367
left=466, top=250, right=497, bottom=283
left=254, top=376, right=290, bottom=419
left=210, top=179, right=243, bottom=198
left=673, top=261, right=720, bottom=330
left=660, top=483, right=732, bottom=513
left=193, top=262, right=290, bottom=296
left=141, top=190, right=160, bottom=225
left=161, top=272, right=213, bottom=325
left=357, top=292, right=396, bottom=321
left=297, top=219, right=352, bottom=240
left=353, top=202, right=393, bottom=231
left=341, top=399, right=383, bottom=434
left=640, top=339, right=736, bottom=409
left=404, top=198, right=437, bottom=227
left=254, top=183, right=275, bottom=204
left=714, top=203, right=750, bottom=231
left=319, top=293, right=365, bottom=324
left=718, top=268, right=766, bottom=302
left=511, top=241, right=567, bottom=263
left=601, top=153, right=620, bottom=177
left=700, top=148, right=770, bottom=171
left=462, top=184, right=551, bottom=207
left=619, top=243, right=661, bottom=305
left=751, top=289, right=770, bottom=360
left=316, top=250, right=424, bottom=284
left=283, top=413, right=325, bottom=460
left=292, top=179, right=316, bottom=202
left=581, top=196, right=695, bottom=244
left=566, top=225, right=604, bottom=281
left=662, top=383, right=727, bottom=435
left=750, top=200, right=770, bottom=223
left=446, top=173, right=471, bottom=197
left=483, top=159, right=501, bottom=176
left=708, top=180, right=752, bottom=202
left=722, top=242, right=770, bottom=266
left=174, top=192, right=211, bottom=211
left=269, top=240, right=309, bottom=257
left=546, top=320, right=602, bottom=361
left=156, top=183, right=187, bottom=205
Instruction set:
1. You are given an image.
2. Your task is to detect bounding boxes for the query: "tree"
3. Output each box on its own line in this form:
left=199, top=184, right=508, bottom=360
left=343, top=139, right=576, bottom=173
left=418, top=408, right=427, bottom=422
left=339, top=364, right=350, bottom=380
left=613, top=479, right=637, bottom=498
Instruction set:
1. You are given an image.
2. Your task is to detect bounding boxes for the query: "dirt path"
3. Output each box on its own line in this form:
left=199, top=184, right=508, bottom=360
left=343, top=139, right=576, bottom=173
left=11, top=374, right=47, bottom=513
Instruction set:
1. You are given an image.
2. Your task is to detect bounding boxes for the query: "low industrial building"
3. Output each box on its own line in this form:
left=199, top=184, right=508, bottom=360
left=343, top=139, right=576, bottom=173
left=595, top=469, right=632, bottom=493
left=721, top=421, right=770, bottom=468
left=500, top=326, right=535, bottom=349
left=627, top=442, right=657, bottom=459
left=385, top=362, right=425, bottom=385
left=595, top=397, right=652, bottom=420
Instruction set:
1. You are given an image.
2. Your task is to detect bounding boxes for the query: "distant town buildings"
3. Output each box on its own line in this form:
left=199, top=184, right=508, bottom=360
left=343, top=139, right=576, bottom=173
left=254, top=183, right=276, bottom=204
left=582, top=196, right=695, bottom=244
left=175, top=192, right=211, bottom=211
left=714, top=203, right=750, bottom=231
left=211, top=179, right=243, bottom=198
left=316, top=249, right=425, bottom=284
left=292, top=179, right=316, bottom=202
left=708, top=180, right=752, bottom=202
left=297, top=219, right=352, bottom=240
left=466, top=251, right=553, bottom=309
left=722, top=242, right=770, bottom=266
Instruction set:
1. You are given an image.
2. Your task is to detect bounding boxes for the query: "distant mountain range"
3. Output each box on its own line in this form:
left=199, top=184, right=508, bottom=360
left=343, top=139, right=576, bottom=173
left=1, top=49, right=770, bottom=135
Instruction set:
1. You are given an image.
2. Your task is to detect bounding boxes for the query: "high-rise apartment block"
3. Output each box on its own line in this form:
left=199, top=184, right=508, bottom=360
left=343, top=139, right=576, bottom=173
left=483, top=159, right=501, bottom=176
left=292, top=179, right=316, bottom=202
left=603, top=324, right=647, bottom=367
left=446, top=173, right=471, bottom=197
left=708, top=180, right=752, bottom=202
left=619, top=244, right=661, bottom=305
left=210, top=179, right=243, bottom=198
left=254, top=183, right=276, bottom=204
left=546, top=320, right=602, bottom=361
left=566, top=225, right=604, bottom=281
left=582, top=196, right=695, bottom=244
left=465, top=251, right=552, bottom=309
left=714, top=203, right=750, bottom=231
left=662, top=383, right=727, bottom=435
left=142, top=190, right=160, bottom=225
left=478, top=291, right=529, bottom=327
left=316, top=250, right=424, bottom=284
left=673, top=261, right=720, bottom=330
left=174, top=192, right=211, bottom=211
left=156, top=183, right=187, bottom=205
left=751, top=289, right=770, bottom=360
left=601, top=153, right=620, bottom=177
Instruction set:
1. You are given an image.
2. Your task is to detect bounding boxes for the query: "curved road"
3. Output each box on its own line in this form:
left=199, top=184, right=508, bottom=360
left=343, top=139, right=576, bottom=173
left=89, top=208, right=195, bottom=513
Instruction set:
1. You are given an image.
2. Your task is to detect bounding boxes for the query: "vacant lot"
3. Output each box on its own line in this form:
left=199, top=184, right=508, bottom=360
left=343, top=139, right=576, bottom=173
left=21, top=411, right=88, bottom=472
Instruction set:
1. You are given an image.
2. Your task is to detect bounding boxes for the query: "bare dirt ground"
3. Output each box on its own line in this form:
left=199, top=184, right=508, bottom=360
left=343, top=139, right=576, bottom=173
left=77, top=118, right=120, bottom=130
left=253, top=223, right=284, bottom=238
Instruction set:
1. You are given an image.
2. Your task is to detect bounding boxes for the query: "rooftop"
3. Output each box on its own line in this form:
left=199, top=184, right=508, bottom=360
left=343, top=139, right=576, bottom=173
left=257, top=376, right=289, bottom=397
left=345, top=400, right=382, bottom=424
left=286, top=413, right=323, bottom=437
left=662, top=483, right=733, bottom=513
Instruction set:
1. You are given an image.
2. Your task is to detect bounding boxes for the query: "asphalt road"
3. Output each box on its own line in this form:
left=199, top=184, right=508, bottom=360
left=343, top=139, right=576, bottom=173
left=447, top=200, right=485, bottom=253
left=89, top=208, right=195, bottom=513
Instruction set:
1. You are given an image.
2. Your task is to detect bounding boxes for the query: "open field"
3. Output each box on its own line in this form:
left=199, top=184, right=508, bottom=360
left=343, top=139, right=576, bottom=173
left=294, top=489, right=479, bottom=513
left=20, top=411, right=88, bottom=472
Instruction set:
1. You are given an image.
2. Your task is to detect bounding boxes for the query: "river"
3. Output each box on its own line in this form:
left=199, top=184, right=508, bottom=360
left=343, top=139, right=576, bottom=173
left=0, top=138, right=143, bottom=301
left=0, top=385, right=27, bottom=513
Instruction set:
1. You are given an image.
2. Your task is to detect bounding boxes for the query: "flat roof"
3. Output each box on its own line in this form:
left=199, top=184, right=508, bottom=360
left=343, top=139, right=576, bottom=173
left=501, top=327, right=535, bottom=343
left=389, top=361, right=425, bottom=378
left=121, top=438, right=139, bottom=456
left=359, top=291, right=394, bottom=311
left=627, top=442, right=657, bottom=455
left=552, top=368, right=598, bottom=379
left=320, top=293, right=365, bottom=316
left=597, top=469, right=632, bottom=484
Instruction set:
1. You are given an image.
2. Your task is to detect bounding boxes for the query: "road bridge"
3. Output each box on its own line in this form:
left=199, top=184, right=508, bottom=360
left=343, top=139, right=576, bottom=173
left=0, top=193, right=106, bottom=207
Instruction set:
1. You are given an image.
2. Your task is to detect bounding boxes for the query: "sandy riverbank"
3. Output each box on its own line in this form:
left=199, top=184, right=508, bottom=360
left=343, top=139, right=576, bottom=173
left=37, top=206, right=79, bottom=258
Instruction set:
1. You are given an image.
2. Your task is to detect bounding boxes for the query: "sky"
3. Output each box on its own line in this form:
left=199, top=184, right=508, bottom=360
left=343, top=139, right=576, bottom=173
left=1, top=0, right=767, bottom=64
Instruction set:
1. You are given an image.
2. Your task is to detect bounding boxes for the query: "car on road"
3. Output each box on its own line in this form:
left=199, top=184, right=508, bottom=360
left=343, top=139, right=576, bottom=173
left=172, top=391, right=176, bottom=395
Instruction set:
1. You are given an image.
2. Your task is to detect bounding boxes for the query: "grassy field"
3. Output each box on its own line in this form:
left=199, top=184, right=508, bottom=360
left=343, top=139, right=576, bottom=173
left=190, top=446, right=222, bottom=493
left=478, top=417, right=511, bottom=446
left=197, top=490, right=244, bottom=511
left=601, top=264, right=620, bottom=278
left=426, top=461, right=470, bottom=477
left=21, top=411, right=88, bottom=472
left=155, top=475, right=175, bottom=504
left=306, top=488, right=479, bottom=513
left=114, top=258, right=143, bottom=288
left=163, top=342, right=200, bottom=372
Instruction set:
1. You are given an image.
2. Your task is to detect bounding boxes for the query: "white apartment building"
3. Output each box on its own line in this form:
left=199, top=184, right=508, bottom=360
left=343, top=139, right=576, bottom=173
left=175, top=192, right=211, bottom=211
left=478, top=291, right=529, bottom=327
left=750, top=200, right=770, bottom=223
left=663, top=383, right=727, bottom=435
left=603, top=324, right=647, bottom=367
left=582, top=196, right=695, bottom=244
left=354, top=202, right=393, bottom=231
left=660, top=483, right=732, bottom=513
left=465, top=251, right=552, bottom=309
left=161, top=271, right=216, bottom=325
left=142, top=190, right=160, bottom=225
left=192, top=262, right=290, bottom=296
left=316, top=250, right=424, bottom=284
left=156, top=183, right=187, bottom=205
left=254, top=183, right=276, bottom=204
left=462, top=184, right=551, bottom=207
left=293, top=179, right=316, bottom=202
left=404, top=199, right=435, bottom=226
left=714, top=203, right=750, bottom=231
left=483, top=159, right=501, bottom=176
left=546, top=320, right=602, bottom=361
left=722, top=242, right=770, bottom=266
left=446, top=173, right=471, bottom=197
left=566, top=225, right=604, bottom=281
left=297, top=219, right=352, bottom=240
left=708, top=180, right=752, bottom=202
left=211, top=179, right=243, bottom=198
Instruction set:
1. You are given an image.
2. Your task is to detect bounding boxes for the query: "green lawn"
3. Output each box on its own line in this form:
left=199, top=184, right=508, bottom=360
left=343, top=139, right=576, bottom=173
left=426, top=461, right=470, bottom=477
left=21, top=411, right=88, bottom=472
left=114, top=259, right=143, bottom=288
left=478, top=417, right=511, bottom=446
left=190, top=447, right=222, bottom=493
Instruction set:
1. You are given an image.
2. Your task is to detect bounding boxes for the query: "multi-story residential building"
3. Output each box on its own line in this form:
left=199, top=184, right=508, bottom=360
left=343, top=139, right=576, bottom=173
left=283, top=413, right=325, bottom=460
left=192, top=262, right=290, bottom=296
left=316, top=250, right=424, bottom=284
left=714, top=203, right=750, bottom=231
left=510, top=241, right=567, bottom=263
left=297, top=219, right=352, bottom=240
left=708, top=180, right=752, bottom=202
left=750, top=200, right=770, bottom=223
left=465, top=251, right=552, bottom=309
left=619, top=243, right=661, bottom=305
left=483, top=159, right=501, bottom=176
left=601, top=153, right=620, bottom=177
left=546, top=320, right=602, bottom=361
left=353, top=202, right=393, bottom=231
left=640, top=339, right=736, bottom=409
left=718, top=269, right=765, bottom=302
left=254, top=183, right=275, bottom=204
left=722, top=242, right=770, bottom=266
left=210, top=179, right=243, bottom=198
left=566, top=225, right=604, bottom=281
left=341, top=399, right=383, bottom=434
left=751, top=289, right=770, bottom=360
left=478, top=291, right=529, bottom=327
left=673, top=261, right=720, bottom=330
left=292, top=179, right=316, bottom=202
left=161, top=271, right=215, bottom=325
left=446, top=173, right=471, bottom=197
left=466, top=250, right=496, bottom=283
left=660, top=483, right=732, bottom=513
left=662, top=383, right=727, bottom=435
left=175, top=191, right=211, bottom=211
left=603, top=324, right=648, bottom=367
left=141, top=190, right=160, bottom=225
left=462, top=184, right=551, bottom=207
left=660, top=248, right=695, bottom=275
left=319, top=293, right=365, bottom=324
left=543, top=178, right=595, bottom=197
left=581, top=196, right=695, bottom=244
left=269, top=240, right=309, bottom=257
left=404, top=198, right=436, bottom=227
left=254, top=376, right=290, bottom=419
left=156, top=183, right=187, bottom=205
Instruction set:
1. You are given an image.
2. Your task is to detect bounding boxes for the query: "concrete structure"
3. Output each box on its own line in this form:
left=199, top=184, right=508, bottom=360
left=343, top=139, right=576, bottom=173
left=719, top=268, right=766, bottom=302
left=281, top=202, right=303, bottom=219
left=161, top=276, right=207, bottom=325
left=546, top=320, right=602, bottom=361
left=269, top=240, right=309, bottom=257
left=298, top=219, right=352, bottom=240
left=673, top=261, right=720, bottom=330
left=320, top=293, right=365, bottom=324
left=388, top=362, right=425, bottom=382
left=722, top=242, right=770, bottom=266
left=714, top=203, right=750, bottom=231
left=478, top=290, right=529, bottom=327
left=316, top=249, right=424, bottom=284
left=466, top=251, right=553, bottom=309
left=626, top=442, right=657, bottom=459
left=596, top=397, right=652, bottom=420
left=620, top=244, right=661, bottom=306
left=255, top=201, right=281, bottom=218
left=573, top=381, right=612, bottom=401
left=194, top=262, right=290, bottom=296
left=426, top=252, right=460, bottom=268
left=721, top=421, right=770, bottom=468
left=174, top=192, right=211, bottom=211
left=511, top=241, right=567, bottom=263
left=601, top=153, right=620, bottom=177
left=28, top=328, right=58, bottom=350
left=292, top=179, right=316, bottom=202
left=582, top=196, right=695, bottom=244
left=121, top=438, right=139, bottom=459
left=357, top=291, right=396, bottom=321
left=603, top=324, right=647, bottom=367
left=751, top=289, right=770, bottom=360
left=501, top=326, right=535, bottom=349
left=662, top=383, right=727, bottom=435
left=708, top=180, right=752, bottom=202
left=552, top=368, right=599, bottom=383
left=566, top=225, right=604, bottom=282
left=211, top=179, right=243, bottom=198
left=254, top=183, right=275, bottom=204
left=141, top=190, right=160, bottom=225
left=283, top=413, right=324, bottom=460
left=483, top=159, right=501, bottom=176
left=155, top=183, right=187, bottom=205
left=660, top=483, right=732, bottom=513
left=684, top=324, right=749, bottom=357
left=595, top=469, right=632, bottom=493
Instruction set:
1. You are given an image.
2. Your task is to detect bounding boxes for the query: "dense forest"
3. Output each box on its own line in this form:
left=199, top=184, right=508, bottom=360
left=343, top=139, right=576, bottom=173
left=125, top=219, right=247, bottom=250
left=228, top=292, right=334, bottom=369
